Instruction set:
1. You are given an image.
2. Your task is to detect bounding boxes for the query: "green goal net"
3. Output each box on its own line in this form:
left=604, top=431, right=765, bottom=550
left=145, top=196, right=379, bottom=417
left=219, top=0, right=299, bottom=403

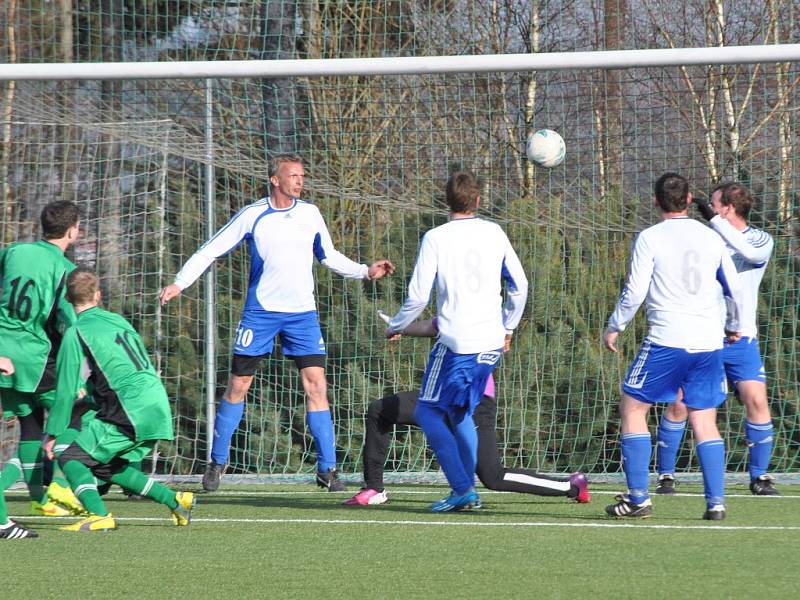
left=1, top=1, right=798, bottom=482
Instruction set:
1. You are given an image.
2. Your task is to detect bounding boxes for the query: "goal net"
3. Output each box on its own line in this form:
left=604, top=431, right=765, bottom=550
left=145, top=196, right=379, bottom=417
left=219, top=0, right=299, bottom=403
left=1, top=1, right=798, bottom=483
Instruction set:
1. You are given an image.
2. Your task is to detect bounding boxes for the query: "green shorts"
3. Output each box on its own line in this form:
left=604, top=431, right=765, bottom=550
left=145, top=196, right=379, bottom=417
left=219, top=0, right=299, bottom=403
left=1, top=388, right=56, bottom=418
left=75, top=418, right=155, bottom=465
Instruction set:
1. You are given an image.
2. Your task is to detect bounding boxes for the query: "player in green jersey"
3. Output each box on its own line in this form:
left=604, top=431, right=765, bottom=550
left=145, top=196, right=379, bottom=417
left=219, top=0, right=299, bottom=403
left=0, top=201, right=83, bottom=517
left=0, top=356, right=38, bottom=539
left=43, top=267, right=195, bottom=532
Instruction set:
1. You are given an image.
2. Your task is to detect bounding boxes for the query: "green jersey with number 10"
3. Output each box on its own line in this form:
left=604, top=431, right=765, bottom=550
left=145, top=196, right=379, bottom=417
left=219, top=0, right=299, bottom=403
left=47, top=306, right=173, bottom=443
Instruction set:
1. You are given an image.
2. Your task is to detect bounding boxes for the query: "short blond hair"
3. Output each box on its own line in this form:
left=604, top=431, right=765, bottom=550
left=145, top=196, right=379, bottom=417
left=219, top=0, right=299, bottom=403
left=269, top=154, right=303, bottom=178
left=66, top=267, right=99, bottom=305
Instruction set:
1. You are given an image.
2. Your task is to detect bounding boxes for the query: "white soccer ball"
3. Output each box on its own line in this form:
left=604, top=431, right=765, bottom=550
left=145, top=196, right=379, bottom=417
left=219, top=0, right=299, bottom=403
left=526, top=129, right=566, bottom=168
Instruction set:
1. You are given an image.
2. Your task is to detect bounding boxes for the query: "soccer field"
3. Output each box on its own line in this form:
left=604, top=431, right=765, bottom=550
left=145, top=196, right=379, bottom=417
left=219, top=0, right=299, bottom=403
left=5, top=483, right=800, bottom=599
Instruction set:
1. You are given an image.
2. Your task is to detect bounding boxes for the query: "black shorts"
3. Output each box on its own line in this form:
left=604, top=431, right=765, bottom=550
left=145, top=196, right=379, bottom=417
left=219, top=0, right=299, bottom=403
left=231, top=353, right=326, bottom=376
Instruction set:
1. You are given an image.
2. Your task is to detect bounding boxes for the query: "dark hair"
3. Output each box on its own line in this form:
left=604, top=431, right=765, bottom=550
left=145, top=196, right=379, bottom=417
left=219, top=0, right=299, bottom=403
left=66, top=267, right=99, bottom=305
left=268, top=154, right=303, bottom=179
left=40, top=201, right=80, bottom=239
left=445, top=171, right=481, bottom=213
left=654, top=172, right=689, bottom=212
left=712, top=182, right=754, bottom=219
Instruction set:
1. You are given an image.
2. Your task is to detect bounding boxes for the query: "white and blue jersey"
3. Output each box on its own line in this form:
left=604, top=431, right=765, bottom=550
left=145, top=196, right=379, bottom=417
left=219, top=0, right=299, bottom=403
left=708, top=216, right=773, bottom=340
left=607, top=217, right=744, bottom=350
left=174, top=197, right=369, bottom=313
left=608, top=216, right=745, bottom=407
left=387, top=217, right=528, bottom=354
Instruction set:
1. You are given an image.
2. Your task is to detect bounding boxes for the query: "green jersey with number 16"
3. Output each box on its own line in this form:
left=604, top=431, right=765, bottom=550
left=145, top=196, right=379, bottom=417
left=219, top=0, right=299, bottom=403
left=0, top=240, right=76, bottom=393
left=46, top=306, right=174, bottom=443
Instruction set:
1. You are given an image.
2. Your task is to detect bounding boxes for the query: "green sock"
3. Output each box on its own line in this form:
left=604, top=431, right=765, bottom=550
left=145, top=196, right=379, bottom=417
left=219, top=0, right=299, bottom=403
left=62, top=460, right=108, bottom=516
left=51, top=429, right=80, bottom=489
left=50, top=464, right=71, bottom=489
left=0, top=457, right=22, bottom=492
left=17, top=441, right=46, bottom=503
left=0, top=486, right=7, bottom=524
left=110, top=466, right=177, bottom=509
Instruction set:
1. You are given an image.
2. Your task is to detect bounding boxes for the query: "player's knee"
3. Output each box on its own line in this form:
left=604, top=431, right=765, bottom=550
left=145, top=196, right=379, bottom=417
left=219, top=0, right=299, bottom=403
left=226, top=375, right=253, bottom=401
left=59, top=444, right=89, bottom=470
left=301, top=372, right=328, bottom=406
left=18, top=410, right=44, bottom=441
left=475, top=464, right=504, bottom=490
left=367, top=398, right=385, bottom=422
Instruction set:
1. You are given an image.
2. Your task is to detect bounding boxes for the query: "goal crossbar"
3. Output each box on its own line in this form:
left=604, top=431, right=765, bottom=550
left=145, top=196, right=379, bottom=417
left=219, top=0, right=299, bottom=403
left=2, top=44, right=800, bottom=81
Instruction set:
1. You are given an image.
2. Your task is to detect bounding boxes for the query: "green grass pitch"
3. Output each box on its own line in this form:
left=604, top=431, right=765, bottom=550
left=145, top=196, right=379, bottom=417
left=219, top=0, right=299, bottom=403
left=5, top=483, right=800, bottom=599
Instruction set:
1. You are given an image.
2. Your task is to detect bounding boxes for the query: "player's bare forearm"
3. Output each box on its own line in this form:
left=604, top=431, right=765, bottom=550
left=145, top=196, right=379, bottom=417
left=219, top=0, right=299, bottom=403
left=397, top=319, right=436, bottom=337
left=378, top=310, right=435, bottom=339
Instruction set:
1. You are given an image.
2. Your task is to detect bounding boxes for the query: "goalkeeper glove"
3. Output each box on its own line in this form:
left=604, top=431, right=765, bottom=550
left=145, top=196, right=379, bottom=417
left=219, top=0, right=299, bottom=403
left=693, top=196, right=716, bottom=221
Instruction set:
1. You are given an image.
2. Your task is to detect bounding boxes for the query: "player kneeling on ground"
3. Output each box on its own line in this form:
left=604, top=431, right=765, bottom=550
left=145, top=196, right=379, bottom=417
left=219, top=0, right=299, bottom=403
left=345, top=317, right=589, bottom=507
left=42, top=268, right=194, bottom=532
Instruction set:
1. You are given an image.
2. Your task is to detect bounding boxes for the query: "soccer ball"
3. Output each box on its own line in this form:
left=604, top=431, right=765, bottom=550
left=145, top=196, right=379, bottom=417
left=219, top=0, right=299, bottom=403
left=526, top=129, right=566, bottom=168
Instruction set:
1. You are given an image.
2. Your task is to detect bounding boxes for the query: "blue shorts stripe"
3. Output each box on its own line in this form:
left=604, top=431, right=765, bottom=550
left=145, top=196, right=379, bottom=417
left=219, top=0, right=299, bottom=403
left=420, top=343, right=447, bottom=403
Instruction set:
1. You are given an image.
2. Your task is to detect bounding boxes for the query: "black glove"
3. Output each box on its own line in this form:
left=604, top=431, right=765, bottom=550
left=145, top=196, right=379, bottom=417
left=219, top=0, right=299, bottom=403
left=693, top=197, right=716, bottom=221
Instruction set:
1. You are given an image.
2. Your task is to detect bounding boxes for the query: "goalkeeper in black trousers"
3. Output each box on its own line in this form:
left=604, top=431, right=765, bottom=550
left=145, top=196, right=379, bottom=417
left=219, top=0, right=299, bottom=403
left=344, top=317, right=590, bottom=506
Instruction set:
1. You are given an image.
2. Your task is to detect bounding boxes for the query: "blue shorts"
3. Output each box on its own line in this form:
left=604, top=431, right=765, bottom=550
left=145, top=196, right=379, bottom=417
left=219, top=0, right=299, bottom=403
left=233, top=309, right=325, bottom=358
left=418, top=342, right=502, bottom=415
left=723, top=337, right=766, bottom=384
left=622, top=340, right=726, bottom=409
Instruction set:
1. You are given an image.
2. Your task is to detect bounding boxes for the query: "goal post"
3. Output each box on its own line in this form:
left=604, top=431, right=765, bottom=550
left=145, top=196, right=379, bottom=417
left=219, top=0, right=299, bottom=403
left=1, top=43, right=798, bottom=483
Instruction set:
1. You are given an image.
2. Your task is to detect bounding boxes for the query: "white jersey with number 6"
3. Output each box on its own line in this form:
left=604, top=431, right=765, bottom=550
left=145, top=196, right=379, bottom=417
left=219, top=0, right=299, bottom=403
left=607, top=216, right=744, bottom=350
left=388, top=217, right=528, bottom=354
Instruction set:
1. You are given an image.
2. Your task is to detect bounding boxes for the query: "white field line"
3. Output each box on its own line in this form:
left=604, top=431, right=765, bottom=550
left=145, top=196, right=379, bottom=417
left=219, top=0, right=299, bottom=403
left=15, top=514, right=800, bottom=531
left=7, top=488, right=799, bottom=499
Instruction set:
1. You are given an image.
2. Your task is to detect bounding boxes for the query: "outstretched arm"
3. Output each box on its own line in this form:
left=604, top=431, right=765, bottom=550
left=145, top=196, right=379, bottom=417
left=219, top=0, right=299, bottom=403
left=160, top=205, right=258, bottom=304
left=378, top=310, right=436, bottom=339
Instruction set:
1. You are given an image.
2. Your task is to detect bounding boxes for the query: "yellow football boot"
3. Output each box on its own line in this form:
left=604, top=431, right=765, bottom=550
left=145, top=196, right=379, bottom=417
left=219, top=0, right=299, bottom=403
left=60, top=514, right=118, bottom=532
left=47, top=482, right=88, bottom=516
left=30, top=500, right=71, bottom=517
left=171, top=491, right=195, bottom=526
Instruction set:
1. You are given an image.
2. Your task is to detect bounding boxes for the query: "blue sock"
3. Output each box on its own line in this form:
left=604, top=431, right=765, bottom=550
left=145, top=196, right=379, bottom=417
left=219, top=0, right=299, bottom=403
left=415, top=401, right=473, bottom=495
left=696, top=438, right=726, bottom=507
left=210, top=398, right=245, bottom=465
left=621, top=433, right=652, bottom=504
left=656, top=415, right=686, bottom=475
left=307, top=410, right=337, bottom=472
left=450, top=409, right=478, bottom=485
left=745, top=420, right=774, bottom=480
